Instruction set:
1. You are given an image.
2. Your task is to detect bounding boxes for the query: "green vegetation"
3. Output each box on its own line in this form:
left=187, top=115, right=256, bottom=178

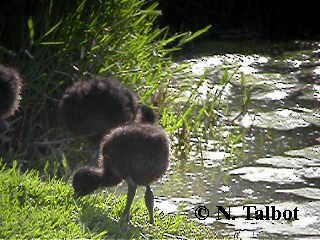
left=0, top=0, right=237, bottom=238
left=0, top=161, right=220, bottom=239
left=0, top=0, right=224, bottom=173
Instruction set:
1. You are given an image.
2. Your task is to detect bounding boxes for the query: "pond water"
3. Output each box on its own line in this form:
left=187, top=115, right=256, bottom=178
left=153, top=40, right=320, bottom=239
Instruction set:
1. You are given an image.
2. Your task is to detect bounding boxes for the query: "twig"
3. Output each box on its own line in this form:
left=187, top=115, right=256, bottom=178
left=33, top=138, right=73, bottom=145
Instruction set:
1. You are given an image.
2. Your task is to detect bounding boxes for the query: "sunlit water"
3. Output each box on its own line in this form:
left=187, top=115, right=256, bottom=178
left=153, top=41, right=320, bottom=239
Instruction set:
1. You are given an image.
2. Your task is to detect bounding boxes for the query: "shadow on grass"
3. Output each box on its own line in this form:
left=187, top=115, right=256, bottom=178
left=77, top=203, right=145, bottom=239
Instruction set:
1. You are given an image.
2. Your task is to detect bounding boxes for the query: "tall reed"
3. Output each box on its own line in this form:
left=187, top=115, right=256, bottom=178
left=0, top=0, right=234, bottom=176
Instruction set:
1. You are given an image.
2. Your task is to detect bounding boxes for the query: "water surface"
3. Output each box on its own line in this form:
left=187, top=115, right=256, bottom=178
left=154, top=40, right=320, bottom=239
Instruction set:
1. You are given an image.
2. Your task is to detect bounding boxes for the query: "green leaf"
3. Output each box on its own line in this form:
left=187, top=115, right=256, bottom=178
left=39, top=41, right=64, bottom=45
left=27, top=17, right=35, bottom=44
left=179, top=25, right=212, bottom=45
left=39, top=20, right=63, bottom=41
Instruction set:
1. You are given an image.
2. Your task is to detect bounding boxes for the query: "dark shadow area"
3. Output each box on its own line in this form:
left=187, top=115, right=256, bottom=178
left=77, top=203, right=146, bottom=239
left=157, top=0, right=320, bottom=40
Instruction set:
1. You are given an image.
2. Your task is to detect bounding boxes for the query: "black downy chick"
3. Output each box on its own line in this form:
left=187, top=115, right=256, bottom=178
left=0, top=65, right=23, bottom=132
left=59, top=77, right=157, bottom=143
left=72, top=124, right=169, bottom=224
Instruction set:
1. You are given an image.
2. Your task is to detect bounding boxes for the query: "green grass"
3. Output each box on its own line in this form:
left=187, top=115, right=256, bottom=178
left=0, top=1, right=241, bottom=238
left=0, top=161, right=222, bottom=239
left=0, top=0, right=227, bottom=173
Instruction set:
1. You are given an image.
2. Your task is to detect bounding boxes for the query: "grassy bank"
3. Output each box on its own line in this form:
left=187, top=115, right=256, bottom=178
left=0, top=0, right=217, bottom=175
left=0, top=161, right=221, bottom=239
left=1, top=1, right=234, bottom=238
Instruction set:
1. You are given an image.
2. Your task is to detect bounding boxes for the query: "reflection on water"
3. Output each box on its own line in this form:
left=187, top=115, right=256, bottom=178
left=154, top=41, right=320, bottom=239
